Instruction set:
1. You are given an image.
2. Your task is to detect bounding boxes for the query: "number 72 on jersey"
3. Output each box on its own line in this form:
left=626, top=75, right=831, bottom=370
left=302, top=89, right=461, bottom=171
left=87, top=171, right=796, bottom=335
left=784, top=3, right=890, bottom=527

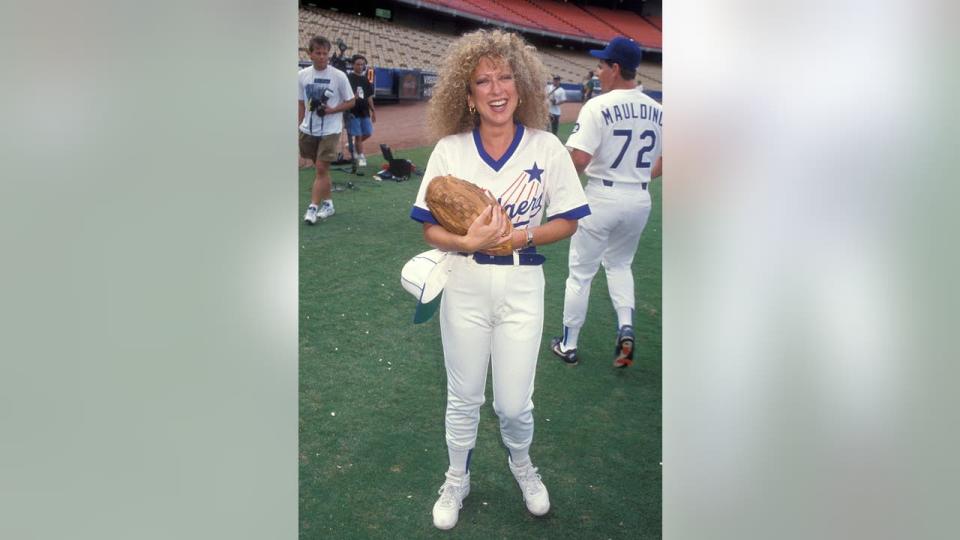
left=611, top=129, right=657, bottom=169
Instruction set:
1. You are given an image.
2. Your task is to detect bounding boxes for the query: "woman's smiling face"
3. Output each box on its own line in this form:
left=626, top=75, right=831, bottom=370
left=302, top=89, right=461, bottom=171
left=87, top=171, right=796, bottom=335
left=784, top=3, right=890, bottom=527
left=467, top=56, right=518, bottom=129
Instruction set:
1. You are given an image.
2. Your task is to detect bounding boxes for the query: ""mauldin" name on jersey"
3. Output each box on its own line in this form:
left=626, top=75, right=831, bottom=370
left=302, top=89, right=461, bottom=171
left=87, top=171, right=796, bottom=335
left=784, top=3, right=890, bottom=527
left=601, top=102, right=663, bottom=127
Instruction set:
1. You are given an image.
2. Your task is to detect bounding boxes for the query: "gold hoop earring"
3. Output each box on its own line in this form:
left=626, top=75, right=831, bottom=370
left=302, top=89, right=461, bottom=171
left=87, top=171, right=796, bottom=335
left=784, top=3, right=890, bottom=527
left=468, top=104, right=476, bottom=115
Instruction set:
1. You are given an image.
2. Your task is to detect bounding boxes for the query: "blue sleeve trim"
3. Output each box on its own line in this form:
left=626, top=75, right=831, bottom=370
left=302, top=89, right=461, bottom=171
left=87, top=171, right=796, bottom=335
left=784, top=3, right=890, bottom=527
left=410, top=206, right=438, bottom=224
left=548, top=204, right=591, bottom=221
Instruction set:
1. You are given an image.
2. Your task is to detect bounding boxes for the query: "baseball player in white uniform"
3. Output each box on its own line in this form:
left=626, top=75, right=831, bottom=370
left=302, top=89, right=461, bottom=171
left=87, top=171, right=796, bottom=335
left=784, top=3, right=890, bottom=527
left=551, top=36, right=663, bottom=368
left=410, top=29, right=590, bottom=531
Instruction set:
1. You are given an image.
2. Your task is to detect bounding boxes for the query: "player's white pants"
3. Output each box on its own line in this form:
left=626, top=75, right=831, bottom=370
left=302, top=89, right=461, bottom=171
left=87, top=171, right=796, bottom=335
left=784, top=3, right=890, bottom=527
left=439, top=255, right=544, bottom=458
left=562, top=180, right=652, bottom=329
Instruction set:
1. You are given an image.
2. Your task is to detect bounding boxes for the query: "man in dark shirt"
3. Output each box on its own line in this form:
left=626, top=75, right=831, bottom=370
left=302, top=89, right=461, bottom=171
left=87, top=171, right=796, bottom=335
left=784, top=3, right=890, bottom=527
left=346, top=54, right=376, bottom=167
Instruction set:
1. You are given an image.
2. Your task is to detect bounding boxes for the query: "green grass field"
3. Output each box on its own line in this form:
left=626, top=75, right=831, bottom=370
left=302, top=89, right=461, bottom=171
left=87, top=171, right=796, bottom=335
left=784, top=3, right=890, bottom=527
left=300, top=123, right=661, bottom=539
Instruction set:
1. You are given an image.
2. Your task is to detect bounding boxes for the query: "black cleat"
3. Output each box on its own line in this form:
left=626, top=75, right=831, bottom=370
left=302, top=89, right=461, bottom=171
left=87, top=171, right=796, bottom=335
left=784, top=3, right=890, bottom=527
left=550, top=336, right=578, bottom=365
left=613, top=325, right=634, bottom=368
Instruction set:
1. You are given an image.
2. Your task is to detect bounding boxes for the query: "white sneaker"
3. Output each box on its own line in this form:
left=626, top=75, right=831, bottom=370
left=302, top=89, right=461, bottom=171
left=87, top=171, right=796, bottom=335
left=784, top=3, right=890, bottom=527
left=318, top=201, right=335, bottom=219
left=303, top=205, right=318, bottom=225
left=358, top=155, right=367, bottom=167
left=432, top=470, right=470, bottom=530
left=508, top=457, right=550, bottom=516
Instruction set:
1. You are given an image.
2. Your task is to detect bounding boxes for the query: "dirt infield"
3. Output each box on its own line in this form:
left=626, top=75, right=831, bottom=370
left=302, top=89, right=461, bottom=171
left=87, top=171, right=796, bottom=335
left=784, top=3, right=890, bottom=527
left=300, top=100, right=584, bottom=167
left=365, top=99, right=584, bottom=154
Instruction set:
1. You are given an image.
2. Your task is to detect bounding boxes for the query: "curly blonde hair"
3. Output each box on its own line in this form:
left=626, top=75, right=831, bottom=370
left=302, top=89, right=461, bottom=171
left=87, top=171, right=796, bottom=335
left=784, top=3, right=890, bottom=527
left=428, top=29, right=549, bottom=138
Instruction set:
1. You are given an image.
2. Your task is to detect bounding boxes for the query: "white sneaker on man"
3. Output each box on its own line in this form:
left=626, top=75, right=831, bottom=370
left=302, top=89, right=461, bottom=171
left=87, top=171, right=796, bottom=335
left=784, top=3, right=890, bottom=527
left=318, top=201, right=335, bottom=219
left=358, top=154, right=367, bottom=167
left=303, top=204, right=318, bottom=225
left=508, top=457, right=550, bottom=516
left=432, top=470, right=470, bottom=530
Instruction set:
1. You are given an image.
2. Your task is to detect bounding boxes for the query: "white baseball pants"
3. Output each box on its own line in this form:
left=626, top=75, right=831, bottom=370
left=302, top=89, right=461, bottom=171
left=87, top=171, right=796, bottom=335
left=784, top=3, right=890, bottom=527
left=562, top=180, right=652, bottom=330
left=439, top=255, right=545, bottom=459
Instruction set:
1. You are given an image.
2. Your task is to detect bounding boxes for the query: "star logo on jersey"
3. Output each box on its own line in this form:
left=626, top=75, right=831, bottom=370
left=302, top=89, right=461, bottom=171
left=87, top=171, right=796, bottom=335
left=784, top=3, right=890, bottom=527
left=524, top=162, right=544, bottom=183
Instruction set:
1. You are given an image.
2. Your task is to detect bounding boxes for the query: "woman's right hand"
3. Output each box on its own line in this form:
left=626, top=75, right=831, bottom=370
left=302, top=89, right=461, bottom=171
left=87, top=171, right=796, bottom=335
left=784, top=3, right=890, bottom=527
left=462, top=205, right=509, bottom=253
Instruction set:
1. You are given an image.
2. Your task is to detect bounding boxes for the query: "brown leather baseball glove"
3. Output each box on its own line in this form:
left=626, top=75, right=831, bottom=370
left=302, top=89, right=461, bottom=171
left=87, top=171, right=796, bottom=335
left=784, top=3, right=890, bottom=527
left=425, top=175, right=513, bottom=256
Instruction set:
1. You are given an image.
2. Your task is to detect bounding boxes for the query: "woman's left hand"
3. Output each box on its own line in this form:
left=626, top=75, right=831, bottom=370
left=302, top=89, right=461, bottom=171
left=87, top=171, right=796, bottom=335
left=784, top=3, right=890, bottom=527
left=463, top=205, right=506, bottom=253
left=478, top=207, right=516, bottom=255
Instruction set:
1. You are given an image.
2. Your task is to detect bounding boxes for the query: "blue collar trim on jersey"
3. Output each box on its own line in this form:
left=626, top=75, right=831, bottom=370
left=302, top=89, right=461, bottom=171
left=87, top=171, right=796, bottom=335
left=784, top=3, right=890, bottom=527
left=473, top=123, right=525, bottom=172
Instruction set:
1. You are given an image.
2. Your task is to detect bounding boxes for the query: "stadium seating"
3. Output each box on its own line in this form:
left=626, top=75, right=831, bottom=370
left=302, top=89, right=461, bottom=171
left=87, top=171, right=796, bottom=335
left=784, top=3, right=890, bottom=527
left=442, top=0, right=549, bottom=31
left=298, top=7, right=661, bottom=91
left=480, top=0, right=591, bottom=38
left=514, top=0, right=605, bottom=39
left=581, top=5, right=661, bottom=48
left=418, top=0, right=661, bottom=49
left=300, top=8, right=452, bottom=69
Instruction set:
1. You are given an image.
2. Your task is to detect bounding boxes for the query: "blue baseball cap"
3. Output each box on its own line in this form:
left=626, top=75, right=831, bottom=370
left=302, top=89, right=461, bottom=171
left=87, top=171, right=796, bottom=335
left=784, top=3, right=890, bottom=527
left=589, top=36, right=643, bottom=70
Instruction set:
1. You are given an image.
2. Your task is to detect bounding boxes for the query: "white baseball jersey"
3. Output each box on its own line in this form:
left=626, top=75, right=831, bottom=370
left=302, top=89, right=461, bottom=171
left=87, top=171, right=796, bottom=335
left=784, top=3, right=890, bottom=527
left=566, top=87, right=662, bottom=184
left=410, top=125, right=589, bottom=465
left=298, top=65, right=354, bottom=136
left=413, top=125, right=589, bottom=229
left=555, top=87, right=663, bottom=355
left=545, top=83, right=565, bottom=116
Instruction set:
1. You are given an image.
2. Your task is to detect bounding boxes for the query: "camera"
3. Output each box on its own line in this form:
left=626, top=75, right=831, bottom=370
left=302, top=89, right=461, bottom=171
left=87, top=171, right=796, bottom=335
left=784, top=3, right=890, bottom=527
left=330, top=38, right=351, bottom=72
left=308, top=87, right=334, bottom=117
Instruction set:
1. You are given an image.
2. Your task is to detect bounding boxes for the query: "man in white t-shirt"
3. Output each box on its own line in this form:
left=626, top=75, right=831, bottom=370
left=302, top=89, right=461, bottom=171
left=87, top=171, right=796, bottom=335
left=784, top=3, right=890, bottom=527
left=299, top=35, right=355, bottom=224
left=545, top=75, right=566, bottom=135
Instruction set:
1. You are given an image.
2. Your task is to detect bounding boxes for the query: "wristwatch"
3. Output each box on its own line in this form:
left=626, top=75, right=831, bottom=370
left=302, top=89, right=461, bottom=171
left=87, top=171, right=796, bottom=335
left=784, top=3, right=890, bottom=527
left=524, top=228, right=535, bottom=249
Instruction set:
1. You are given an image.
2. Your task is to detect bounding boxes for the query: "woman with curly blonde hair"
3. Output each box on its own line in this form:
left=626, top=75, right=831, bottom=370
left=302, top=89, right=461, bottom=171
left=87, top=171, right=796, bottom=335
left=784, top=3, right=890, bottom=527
left=410, top=29, right=591, bottom=530
left=427, top=30, right=549, bottom=138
